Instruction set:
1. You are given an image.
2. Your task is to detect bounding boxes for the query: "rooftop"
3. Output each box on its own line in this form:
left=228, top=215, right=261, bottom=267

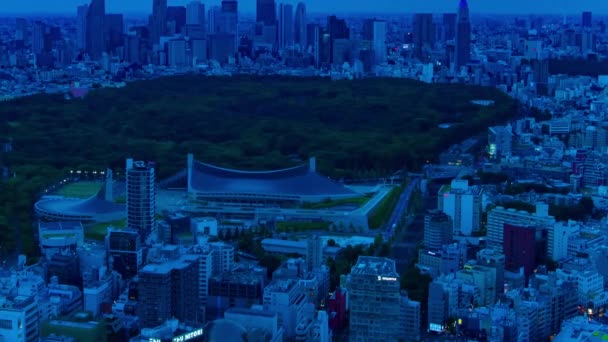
left=351, top=256, right=398, bottom=278
left=189, top=158, right=357, bottom=198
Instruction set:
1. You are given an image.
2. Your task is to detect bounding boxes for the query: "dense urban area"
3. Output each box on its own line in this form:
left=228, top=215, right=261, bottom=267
left=0, top=0, right=607, bottom=341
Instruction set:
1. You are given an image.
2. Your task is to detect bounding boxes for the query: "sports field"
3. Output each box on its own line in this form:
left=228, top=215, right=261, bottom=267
left=55, top=181, right=102, bottom=199
left=86, top=219, right=127, bottom=241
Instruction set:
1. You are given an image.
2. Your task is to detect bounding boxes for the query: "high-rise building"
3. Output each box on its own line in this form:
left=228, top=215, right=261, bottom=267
left=77, top=5, right=88, bottom=50
left=186, top=1, right=206, bottom=28
left=582, top=11, right=592, bottom=27
left=279, top=3, right=294, bottom=49
left=167, top=6, right=187, bottom=34
left=104, top=14, right=123, bottom=51
left=424, top=210, right=453, bottom=250
left=327, top=15, right=349, bottom=64
left=207, top=6, right=221, bottom=33
left=106, top=228, right=142, bottom=279
left=503, top=224, right=547, bottom=283
left=362, top=19, right=387, bottom=65
left=126, top=159, right=156, bottom=237
left=32, top=21, right=46, bottom=54
left=263, top=279, right=307, bottom=338
left=486, top=203, right=555, bottom=254
left=86, top=0, right=106, bottom=59
left=138, top=252, right=200, bottom=327
left=209, top=241, right=235, bottom=274
left=306, top=235, right=323, bottom=272
left=347, top=257, right=411, bottom=341
left=257, top=0, right=276, bottom=26
left=150, top=0, right=167, bottom=44
left=294, top=2, right=307, bottom=49
left=168, top=39, right=187, bottom=67
left=443, top=13, right=457, bottom=41
left=413, top=13, right=434, bottom=58
left=220, top=0, right=238, bottom=46
left=437, top=179, right=482, bottom=236
left=15, top=18, right=28, bottom=43
left=454, top=0, right=471, bottom=69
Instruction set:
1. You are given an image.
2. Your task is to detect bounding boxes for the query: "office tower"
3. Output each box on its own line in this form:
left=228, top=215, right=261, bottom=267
left=279, top=4, right=294, bottom=48
left=362, top=19, right=387, bottom=65
left=106, top=228, right=142, bottom=279
left=424, top=210, right=453, bottom=250
left=207, top=268, right=265, bottom=320
left=126, top=159, right=156, bottom=237
left=257, top=0, right=277, bottom=26
left=47, top=252, right=81, bottom=288
left=168, top=39, right=187, bottom=67
left=455, top=0, right=471, bottom=69
left=413, top=13, right=434, bottom=58
left=209, top=241, right=235, bottom=274
left=443, top=13, right=457, bottom=41
left=76, top=5, right=88, bottom=50
left=348, top=257, right=414, bottom=341
left=0, top=296, right=40, bottom=342
left=208, top=6, right=221, bottom=33
left=189, top=245, right=213, bottom=320
left=220, top=0, right=238, bottom=47
left=208, top=33, right=236, bottom=63
left=476, top=248, right=505, bottom=299
left=503, top=224, right=547, bottom=283
left=263, top=279, right=307, bottom=338
left=531, top=58, right=549, bottom=95
left=306, top=235, right=323, bottom=272
left=167, top=6, right=187, bottom=34
left=187, top=1, right=205, bottom=27
left=86, top=0, right=106, bottom=59
left=307, top=23, right=322, bottom=66
left=437, top=179, right=481, bottom=236
left=486, top=203, right=555, bottom=254
left=327, top=15, right=350, bottom=64
left=582, top=11, right=592, bottom=27
left=15, top=18, right=28, bottom=43
left=138, top=253, right=200, bottom=327
left=32, top=21, right=46, bottom=54
left=192, top=39, right=207, bottom=63
left=150, top=0, right=167, bottom=44
left=294, top=2, right=307, bottom=49
left=104, top=14, right=123, bottom=51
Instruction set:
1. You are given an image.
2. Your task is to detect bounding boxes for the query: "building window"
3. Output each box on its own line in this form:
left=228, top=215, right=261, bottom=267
left=0, top=319, right=12, bottom=329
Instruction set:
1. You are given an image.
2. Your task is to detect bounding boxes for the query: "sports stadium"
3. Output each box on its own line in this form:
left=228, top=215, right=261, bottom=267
left=35, top=170, right=126, bottom=223
left=185, top=154, right=359, bottom=204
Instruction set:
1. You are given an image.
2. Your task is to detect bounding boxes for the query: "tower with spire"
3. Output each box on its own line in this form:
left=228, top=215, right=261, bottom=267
left=455, top=0, right=471, bottom=70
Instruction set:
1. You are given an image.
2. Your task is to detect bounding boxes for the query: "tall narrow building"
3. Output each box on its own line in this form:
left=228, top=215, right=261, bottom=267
left=454, top=0, right=471, bottom=69
left=186, top=1, right=206, bottom=28
left=413, top=13, right=434, bottom=59
left=126, top=159, right=156, bottom=238
left=279, top=3, right=294, bottom=48
left=362, top=19, right=387, bottom=65
left=294, top=2, right=307, bottom=49
left=257, top=0, right=276, bottom=26
left=306, top=235, right=323, bottom=272
left=582, top=11, right=592, bottom=28
left=86, top=0, right=105, bottom=59
left=150, top=0, right=167, bottom=44
left=77, top=5, right=89, bottom=51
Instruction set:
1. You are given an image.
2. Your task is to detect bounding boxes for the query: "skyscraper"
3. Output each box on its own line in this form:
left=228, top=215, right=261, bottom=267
left=104, top=14, right=123, bottom=52
left=423, top=210, right=453, bottom=250
left=294, top=2, right=307, bottom=49
left=257, top=0, right=276, bottom=26
left=327, top=15, right=349, bottom=64
left=582, top=11, right=592, bottom=28
left=186, top=1, right=205, bottom=27
left=126, top=159, right=156, bottom=238
left=347, top=257, right=418, bottom=341
left=220, top=0, right=239, bottom=47
left=279, top=3, right=294, bottom=49
left=306, top=235, right=323, bottom=272
left=454, top=0, right=471, bottom=69
left=413, top=13, right=434, bottom=59
left=77, top=5, right=88, bottom=50
left=86, top=0, right=105, bottom=59
left=208, top=6, right=221, bottom=33
left=150, top=0, right=167, bottom=44
left=443, top=13, right=457, bottom=41
left=362, top=19, right=387, bottom=65
left=167, top=6, right=187, bottom=35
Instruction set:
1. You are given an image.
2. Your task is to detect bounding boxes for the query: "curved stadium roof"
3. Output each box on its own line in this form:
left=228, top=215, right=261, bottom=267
left=190, top=161, right=356, bottom=198
left=35, top=182, right=126, bottom=222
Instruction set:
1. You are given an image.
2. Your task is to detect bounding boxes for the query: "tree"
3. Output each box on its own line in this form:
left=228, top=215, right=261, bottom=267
left=233, top=227, right=241, bottom=239
left=327, top=239, right=336, bottom=247
left=217, top=229, right=225, bottom=241
left=224, top=228, right=233, bottom=240
left=259, top=255, right=282, bottom=278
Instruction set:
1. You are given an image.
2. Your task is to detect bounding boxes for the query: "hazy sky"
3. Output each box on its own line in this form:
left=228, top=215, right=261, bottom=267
left=1, top=0, right=608, bottom=15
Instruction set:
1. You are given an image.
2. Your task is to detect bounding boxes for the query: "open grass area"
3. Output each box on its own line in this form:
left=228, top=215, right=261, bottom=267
left=276, top=221, right=331, bottom=233
left=367, top=185, right=404, bottom=229
left=86, top=219, right=127, bottom=241
left=301, top=195, right=372, bottom=210
left=55, top=181, right=102, bottom=199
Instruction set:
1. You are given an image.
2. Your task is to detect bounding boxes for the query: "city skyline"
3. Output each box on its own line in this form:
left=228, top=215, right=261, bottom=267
left=1, top=0, right=608, bottom=15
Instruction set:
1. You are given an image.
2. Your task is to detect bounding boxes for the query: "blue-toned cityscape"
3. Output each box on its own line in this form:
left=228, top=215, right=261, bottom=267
left=1, top=0, right=608, bottom=341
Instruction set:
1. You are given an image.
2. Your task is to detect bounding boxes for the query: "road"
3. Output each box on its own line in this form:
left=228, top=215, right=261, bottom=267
left=381, top=178, right=419, bottom=242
